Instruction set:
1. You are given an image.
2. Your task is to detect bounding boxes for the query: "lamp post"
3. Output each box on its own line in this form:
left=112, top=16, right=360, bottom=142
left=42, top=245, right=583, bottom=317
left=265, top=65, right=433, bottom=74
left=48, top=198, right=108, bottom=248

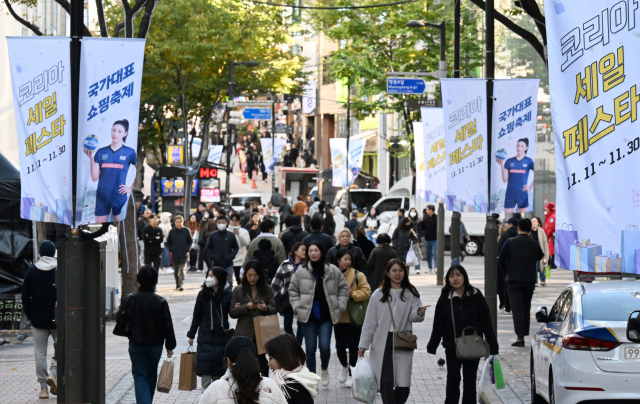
left=406, top=20, right=447, bottom=78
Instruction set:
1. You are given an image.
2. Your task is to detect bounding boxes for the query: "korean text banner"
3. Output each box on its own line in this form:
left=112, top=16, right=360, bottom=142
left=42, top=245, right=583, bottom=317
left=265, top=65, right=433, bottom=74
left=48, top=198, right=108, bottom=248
left=441, top=79, right=489, bottom=213
left=413, top=121, right=426, bottom=200
left=348, top=138, right=365, bottom=186
left=421, top=107, right=447, bottom=204
left=7, top=37, right=73, bottom=225
left=330, top=138, right=348, bottom=187
left=75, top=38, right=146, bottom=225
left=546, top=0, right=640, bottom=269
left=260, top=138, right=286, bottom=174
left=490, top=79, right=539, bottom=214
left=207, top=145, right=223, bottom=164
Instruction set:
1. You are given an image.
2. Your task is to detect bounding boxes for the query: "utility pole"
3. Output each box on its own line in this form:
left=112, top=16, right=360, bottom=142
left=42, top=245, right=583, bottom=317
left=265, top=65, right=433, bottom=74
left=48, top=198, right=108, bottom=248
left=270, top=91, right=277, bottom=193
left=436, top=203, right=445, bottom=285
left=454, top=0, right=461, bottom=78
left=345, top=79, right=351, bottom=190
left=451, top=212, right=461, bottom=264
left=224, top=61, right=235, bottom=214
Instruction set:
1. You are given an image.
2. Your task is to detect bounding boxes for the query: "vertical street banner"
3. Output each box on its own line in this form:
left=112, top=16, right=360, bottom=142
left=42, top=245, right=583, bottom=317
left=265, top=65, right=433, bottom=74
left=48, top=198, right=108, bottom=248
left=260, top=138, right=286, bottom=174
left=413, top=121, right=426, bottom=200
left=348, top=138, right=365, bottom=186
left=330, top=138, right=348, bottom=187
left=207, top=145, right=223, bottom=164
left=7, top=37, right=73, bottom=225
left=75, top=38, right=146, bottom=225
left=303, top=81, right=317, bottom=114
left=441, top=79, right=489, bottom=213
left=421, top=107, right=447, bottom=203
left=546, top=0, right=640, bottom=271
left=490, top=79, right=539, bottom=214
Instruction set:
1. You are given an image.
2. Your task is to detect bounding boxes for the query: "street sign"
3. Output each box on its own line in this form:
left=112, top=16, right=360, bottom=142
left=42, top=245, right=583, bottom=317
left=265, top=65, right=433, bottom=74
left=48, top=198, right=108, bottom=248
left=404, top=99, right=443, bottom=109
left=386, top=78, right=426, bottom=94
left=242, top=108, right=272, bottom=120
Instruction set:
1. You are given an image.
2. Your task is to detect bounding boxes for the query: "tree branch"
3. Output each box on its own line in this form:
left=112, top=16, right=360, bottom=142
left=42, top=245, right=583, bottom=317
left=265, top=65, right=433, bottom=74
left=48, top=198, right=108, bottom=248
left=95, top=0, right=109, bottom=37
left=4, top=0, right=43, bottom=36
left=51, top=0, right=92, bottom=36
left=114, top=22, right=124, bottom=37
left=520, top=0, right=546, bottom=44
left=137, top=0, right=156, bottom=38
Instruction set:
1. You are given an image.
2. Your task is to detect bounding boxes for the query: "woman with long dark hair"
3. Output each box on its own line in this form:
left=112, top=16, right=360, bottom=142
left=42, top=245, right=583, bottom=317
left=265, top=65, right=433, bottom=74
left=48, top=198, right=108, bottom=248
left=358, top=259, right=428, bottom=404
left=244, top=213, right=262, bottom=241
left=187, top=268, right=231, bottom=390
left=391, top=217, right=418, bottom=263
left=427, top=265, right=499, bottom=404
left=266, top=334, right=321, bottom=404
left=230, top=260, right=276, bottom=376
left=271, top=242, right=306, bottom=341
left=200, top=336, right=286, bottom=404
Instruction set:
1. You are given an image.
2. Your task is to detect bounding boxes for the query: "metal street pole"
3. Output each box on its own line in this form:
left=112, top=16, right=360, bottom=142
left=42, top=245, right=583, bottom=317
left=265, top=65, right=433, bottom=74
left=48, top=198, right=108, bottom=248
left=454, top=0, right=461, bottom=78
left=271, top=92, right=276, bottom=193
left=345, top=79, right=351, bottom=192
left=451, top=211, right=461, bottom=263
left=436, top=203, right=445, bottom=285
left=224, top=62, right=235, bottom=214
left=484, top=0, right=498, bottom=333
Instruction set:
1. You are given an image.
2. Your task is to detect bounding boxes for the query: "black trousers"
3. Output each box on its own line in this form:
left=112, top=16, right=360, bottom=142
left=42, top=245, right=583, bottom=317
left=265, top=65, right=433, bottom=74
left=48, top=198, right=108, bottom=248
left=497, top=269, right=510, bottom=311
left=380, top=332, right=410, bottom=404
left=189, top=250, right=198, bottom=270
left=233, top=266, right=242, bottom=285
left=444, top=350, right=480, bottom=404
left=507, top=281, right=536, bottom=339
left=334, top=323, right=361, bottom=373
left=144, top=255, right=160, bottom=272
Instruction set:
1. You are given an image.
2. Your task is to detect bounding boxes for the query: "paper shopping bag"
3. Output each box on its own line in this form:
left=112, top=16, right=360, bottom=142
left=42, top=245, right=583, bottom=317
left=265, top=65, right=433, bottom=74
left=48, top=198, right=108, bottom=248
left=178, top=351, right=197, bottom=391
left=253, top=315, right=281, bottom=355
left=621, top=226, right=640, bottom=273
left=156, top=359, right=174, bottom=393
left=555, top=224, right=579, bottom=269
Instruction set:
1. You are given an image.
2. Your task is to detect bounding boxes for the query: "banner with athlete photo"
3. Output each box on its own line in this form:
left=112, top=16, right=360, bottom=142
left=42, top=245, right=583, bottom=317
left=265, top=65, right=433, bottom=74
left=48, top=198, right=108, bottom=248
left=7, top=37, right=73, bottom=224
left=421, top=107, right=447, bottom=204
left=260, top=138, right=286, bottom=174
left=441, top=79, right=489, bottom=213
left=546, top=0, right=640, bottom=268
left=330, top=138, right=348, bottom=187
left=413, top=121, right=426, bottom=200
left=348, top=138, right=365, bottom=185
left=75, top=38, right=146, bottom=225
left=490, top=79, right=539, bottom=214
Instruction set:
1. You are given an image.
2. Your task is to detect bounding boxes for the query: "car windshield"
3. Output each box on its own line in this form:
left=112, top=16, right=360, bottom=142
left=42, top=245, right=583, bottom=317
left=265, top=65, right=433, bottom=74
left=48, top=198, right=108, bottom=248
left=582, top=292, right=640, bottom=322
left=231, top=196, right=262, bottom=206
left=349, top=192, right=382, bottom=213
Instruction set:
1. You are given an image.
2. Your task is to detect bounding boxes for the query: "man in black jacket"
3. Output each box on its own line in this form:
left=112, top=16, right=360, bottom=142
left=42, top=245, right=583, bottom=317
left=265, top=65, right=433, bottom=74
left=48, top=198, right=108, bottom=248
left=167, top=215, right=192, bottom=291
left=137, top=208, right=151, bottom=265
left=344, top=210, right=359, bottom=236
left=303, top=216, right=334, bottom=253
left=497, top=217, right=519, bottom=313
left=422, top=205, right=438, bottom=273
left=280, top=215, right=309, bottom=254
left=22, top=241, right=58, bottom=399
left=204, top=215, right=239, bottom=287
left=498, top=218, right=544, bottom=347
left=143, top=214, right=163, bottom=272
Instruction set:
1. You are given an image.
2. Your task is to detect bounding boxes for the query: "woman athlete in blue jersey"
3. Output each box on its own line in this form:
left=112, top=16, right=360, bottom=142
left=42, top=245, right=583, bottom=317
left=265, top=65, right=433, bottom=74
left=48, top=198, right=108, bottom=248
left=495, top=137, right=534, bottom=213
left=84, top=119, right=137, bottom=223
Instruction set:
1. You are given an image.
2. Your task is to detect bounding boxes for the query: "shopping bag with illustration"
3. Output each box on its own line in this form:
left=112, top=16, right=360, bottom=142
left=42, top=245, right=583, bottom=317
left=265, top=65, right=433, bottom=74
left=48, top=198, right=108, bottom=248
left=554, top=224, right=579, bottom=269
left=569, top=239, right=602, bottom=272
left=405, top=241, right=420, bottom=267
left=621, top=226, right=640, bottom=273
left=492, top=357, right=505, bottom=390
left=178, top=347, right=197, bottom=391
left=351, top=357, right=378, bottom=404
left=253, top=315, right=281, bottom=355
left=478, top=358, right=494, bottom=404
left=156, top=358, right=174, bottom=393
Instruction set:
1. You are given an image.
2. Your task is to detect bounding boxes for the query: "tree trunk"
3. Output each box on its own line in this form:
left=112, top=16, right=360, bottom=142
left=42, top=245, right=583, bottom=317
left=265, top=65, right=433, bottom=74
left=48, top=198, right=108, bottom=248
left=119, top=198, right=139, bottom=300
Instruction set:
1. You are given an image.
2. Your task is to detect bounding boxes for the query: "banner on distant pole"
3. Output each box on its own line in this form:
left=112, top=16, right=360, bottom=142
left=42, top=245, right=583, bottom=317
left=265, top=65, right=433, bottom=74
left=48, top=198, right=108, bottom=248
left=413, top=121, right=426, bottom=200
left=260, top=138, right=286, bottom=174
left=75, top=38, right=146, bottom=225
left=330, top=138, right=348, bottom=187
left=490, top=79, right=539, bottom=214
left=7, top=37, right=73, bottom=225
left=207, top=145, right=223, bottom=164
left=546, top=0, right=640, bottom=271
left=441, top=79, right=489, bottom=213
left=348, top=138, right=365, bottom=185
left=303, top=81, right=317, bottom=114
left=421, top=107, right=447, bottom=204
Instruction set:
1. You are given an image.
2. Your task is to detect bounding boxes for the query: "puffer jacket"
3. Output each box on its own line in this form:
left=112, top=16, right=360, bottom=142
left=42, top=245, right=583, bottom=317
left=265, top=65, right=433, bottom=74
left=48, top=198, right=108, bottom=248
left=280, top=225, right=309, bottom=255
left=205, top=230, right=239, bottom=268
left=289, top=261, right=349, bottom=324
left=123, top=289, right=177, bottom=350
left=326, top=242, right=368, bottom=274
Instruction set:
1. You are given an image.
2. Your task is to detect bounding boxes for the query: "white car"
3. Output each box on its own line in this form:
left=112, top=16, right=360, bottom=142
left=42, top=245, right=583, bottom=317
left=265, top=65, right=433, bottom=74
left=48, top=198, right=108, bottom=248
left=531, top=280, right=640, bottom=404
left=229, top=193, right=263, bottom=212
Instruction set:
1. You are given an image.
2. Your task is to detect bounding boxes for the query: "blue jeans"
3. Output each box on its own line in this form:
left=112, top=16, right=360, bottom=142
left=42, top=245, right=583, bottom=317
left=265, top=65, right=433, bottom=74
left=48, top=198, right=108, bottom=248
left=302, top=320, right=333, bottom=374
left=366, top=230, right=378, bottom=246
left=537, top=261, right=546, bottom=283
left=128, top=343, right=163, bottom=404
left=283, top=306, right=304, bottom=344
left=426, top=240, right=437, bottom=269
left=161, top=246, right=170, bottom=267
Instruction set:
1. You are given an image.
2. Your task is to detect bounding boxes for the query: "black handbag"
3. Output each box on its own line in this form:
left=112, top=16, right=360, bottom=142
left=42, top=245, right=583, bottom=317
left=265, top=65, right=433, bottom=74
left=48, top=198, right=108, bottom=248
left=113, top=294, right=133, bottom=337
left=212, top=300, right=234, bottom=343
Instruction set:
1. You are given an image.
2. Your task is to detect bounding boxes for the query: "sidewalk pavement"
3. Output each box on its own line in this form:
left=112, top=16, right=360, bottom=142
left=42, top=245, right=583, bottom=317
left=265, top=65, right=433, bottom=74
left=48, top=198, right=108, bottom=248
left=0, top=256, right=573, bottom=404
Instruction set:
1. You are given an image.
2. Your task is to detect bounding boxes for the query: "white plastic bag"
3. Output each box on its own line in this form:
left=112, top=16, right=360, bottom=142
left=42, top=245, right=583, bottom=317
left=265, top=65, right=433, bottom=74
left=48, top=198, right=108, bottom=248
left=350, top=357, right=378, bottom=404
left=191, top=230, right=200, bottom=251
left=405, top=241, right=420, bottom=267
left=477, top=357, right=494, bottom=404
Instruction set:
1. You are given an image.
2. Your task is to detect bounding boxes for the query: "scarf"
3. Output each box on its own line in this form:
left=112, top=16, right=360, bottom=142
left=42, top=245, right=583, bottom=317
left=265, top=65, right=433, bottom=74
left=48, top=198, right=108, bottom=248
left=271, top=366, right=320, bottom=399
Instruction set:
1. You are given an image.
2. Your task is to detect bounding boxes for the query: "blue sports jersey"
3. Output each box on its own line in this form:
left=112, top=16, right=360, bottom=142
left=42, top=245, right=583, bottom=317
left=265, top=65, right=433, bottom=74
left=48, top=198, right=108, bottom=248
left=504, top=156, right=534, bottom=197
left=94, top=144, right=137, bottom=200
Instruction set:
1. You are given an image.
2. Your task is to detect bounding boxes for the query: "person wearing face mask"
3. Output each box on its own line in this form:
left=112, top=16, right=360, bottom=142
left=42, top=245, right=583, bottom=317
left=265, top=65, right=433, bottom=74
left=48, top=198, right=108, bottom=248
left=407, top=208, right=423, bottom=274
left=197, top=210, right=215, bottom=273
left=392, top=218, right=418, bottom=264
left=187, top=267, right=232, bottom=390
left=204, top=216, right=239, bottom=288
left=229, top=213, right=251, bottom=285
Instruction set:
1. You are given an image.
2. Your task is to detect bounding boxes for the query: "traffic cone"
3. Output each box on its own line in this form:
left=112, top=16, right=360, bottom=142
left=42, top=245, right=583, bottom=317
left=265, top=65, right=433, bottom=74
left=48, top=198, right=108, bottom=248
left=251, top=177, right=258, bottom=189
left=241, top=168, right=247, bottom=184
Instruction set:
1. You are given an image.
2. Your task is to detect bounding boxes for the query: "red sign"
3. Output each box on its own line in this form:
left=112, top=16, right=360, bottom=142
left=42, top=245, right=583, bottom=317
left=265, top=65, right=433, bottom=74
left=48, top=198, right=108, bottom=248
left=200, top=188, right=221, bottom=203
left=199, top=167, right=218, bottom=178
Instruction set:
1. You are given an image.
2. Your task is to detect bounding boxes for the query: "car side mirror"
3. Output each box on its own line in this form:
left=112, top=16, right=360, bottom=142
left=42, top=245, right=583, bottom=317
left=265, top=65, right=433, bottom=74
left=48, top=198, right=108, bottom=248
left=535, top=306, right=548, bottom=323
left=627, top=310, right=640, bottom=343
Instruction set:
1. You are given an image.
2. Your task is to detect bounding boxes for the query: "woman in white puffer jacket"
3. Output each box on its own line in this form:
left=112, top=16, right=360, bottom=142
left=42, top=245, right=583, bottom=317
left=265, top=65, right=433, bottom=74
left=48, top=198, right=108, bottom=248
left=332, top=206, right=347, bottom=238
left=375, top=213, right=396, bottom=240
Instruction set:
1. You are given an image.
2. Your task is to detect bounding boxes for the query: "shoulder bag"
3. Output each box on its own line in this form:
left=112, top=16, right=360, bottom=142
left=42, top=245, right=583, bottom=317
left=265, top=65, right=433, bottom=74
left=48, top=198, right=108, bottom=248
left=450, top=296, right=487, bottom=360
left=347, top=270, right=369, bottom=327
left=212, top=299, right=235, bottom=343
left=387, top=296, right=417, bottom=350
left=113, top=294, right=133, bottom=337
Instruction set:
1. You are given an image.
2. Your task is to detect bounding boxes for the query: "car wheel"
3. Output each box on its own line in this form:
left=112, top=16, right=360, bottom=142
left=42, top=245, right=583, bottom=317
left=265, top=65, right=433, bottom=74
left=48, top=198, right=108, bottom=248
left=530, top=354, right=545, bottom=404
left=464, top=239, right=482, bottom=256
left=549, top=371, right=555, bottom=404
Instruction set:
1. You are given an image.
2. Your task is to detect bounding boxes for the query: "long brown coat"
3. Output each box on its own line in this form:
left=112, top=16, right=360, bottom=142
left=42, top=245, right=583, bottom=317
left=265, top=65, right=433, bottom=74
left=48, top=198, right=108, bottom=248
left=229, top=285, right=277, bottom=340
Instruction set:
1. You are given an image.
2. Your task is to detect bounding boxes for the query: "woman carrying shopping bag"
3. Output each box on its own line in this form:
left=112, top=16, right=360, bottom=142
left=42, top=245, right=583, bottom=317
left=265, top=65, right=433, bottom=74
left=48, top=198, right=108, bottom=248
left=271, top=242, right=307, bottom=341
left=391, top=218, right=417, bottom=263
left=230, top=260, right=277, bottom=376
left=427, top=264, right=499, bottom=404
left=187, top=267, right=232, bottom=390
left=358, top=259, right=428, bottom=404
left=334, top=248, right=371, bottom=388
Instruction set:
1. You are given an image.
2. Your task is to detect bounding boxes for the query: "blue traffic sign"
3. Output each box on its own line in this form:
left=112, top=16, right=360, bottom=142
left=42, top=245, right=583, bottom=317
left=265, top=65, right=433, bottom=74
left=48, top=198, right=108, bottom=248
left=386, top=78, right=426, bottom=95
left=242, top=108, right=272, bottom=120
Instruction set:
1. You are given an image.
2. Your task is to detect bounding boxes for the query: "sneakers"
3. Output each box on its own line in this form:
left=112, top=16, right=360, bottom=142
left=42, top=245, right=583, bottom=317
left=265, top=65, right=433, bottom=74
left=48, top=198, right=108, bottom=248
left=179, top=287, right=184, bottom=291
left=46, top=373, right=57, bottom=395
left=345, top=375, right=353, bottom=388
left=39, top=388, right=48, bottom=399
left=540, top=282, right=546, bottom=286
left=416, top=269, right=421, bottom=275
left=511, top=340, right=525, bottom=347
left=166, top=268, right=175, bottom=275
left=339, top=366, right=348, bottom=383
left=321, top=369, right=330, bottom=387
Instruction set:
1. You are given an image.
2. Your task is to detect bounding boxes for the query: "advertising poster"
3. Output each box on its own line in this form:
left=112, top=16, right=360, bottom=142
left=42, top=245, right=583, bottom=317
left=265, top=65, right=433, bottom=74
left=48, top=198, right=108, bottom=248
left=421, top=107, right=447, bottom=203
left=546, top=0, right=640, bottom=271
left=260, top=138, right=286, bottom=174
left=207, top=145, right=223, bottom=164
left=441, top=79, right=489, bottom=213
left=348, top=138, right=365, bottom=185
left=167, top=145, right=184, bottom=165
left=490, top=79, right=539, bottom=213
left=75, top=38, right=146, bottom=225
left=330, top=138, right=348, bottom=187
left=413, top=121, right=426, bottom=200
left=7, top=37, right=73, bottom=224
left=303, top=81, right=317, bottom=114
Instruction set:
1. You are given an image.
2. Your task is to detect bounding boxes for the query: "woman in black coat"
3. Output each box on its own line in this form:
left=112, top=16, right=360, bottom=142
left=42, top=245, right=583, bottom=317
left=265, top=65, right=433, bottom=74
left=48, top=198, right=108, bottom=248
left=427, top=264, right=499, bottom=404
left=392, top=217, right=418, bottom=261
left=187, top=267, right=232, bottom=389
left=354, top=226, right=375, bottom=260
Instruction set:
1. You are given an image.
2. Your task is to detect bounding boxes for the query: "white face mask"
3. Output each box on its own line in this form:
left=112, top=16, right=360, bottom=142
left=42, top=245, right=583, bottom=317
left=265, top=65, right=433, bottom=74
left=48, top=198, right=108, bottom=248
left=204, top=213, right=210, bottom=219
left=217, top=223, right=227, bottom=231
left=410, top=212, right=417, bottom=218
left=205, top=276, right=217, bottom=288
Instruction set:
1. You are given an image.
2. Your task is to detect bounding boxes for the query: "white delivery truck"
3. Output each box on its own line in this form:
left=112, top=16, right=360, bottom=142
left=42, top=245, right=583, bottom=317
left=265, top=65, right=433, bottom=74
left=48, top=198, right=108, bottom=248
left=369, top=176, right=503, bottom=256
